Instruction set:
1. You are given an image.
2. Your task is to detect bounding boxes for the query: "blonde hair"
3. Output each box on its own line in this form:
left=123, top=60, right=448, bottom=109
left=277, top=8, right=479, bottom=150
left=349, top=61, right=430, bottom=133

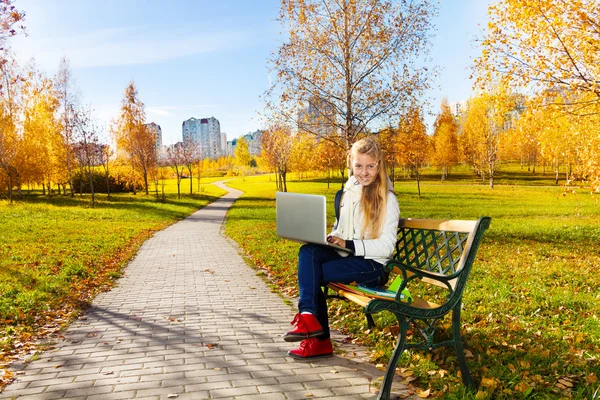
left=349, top=136, right=390, bottom=239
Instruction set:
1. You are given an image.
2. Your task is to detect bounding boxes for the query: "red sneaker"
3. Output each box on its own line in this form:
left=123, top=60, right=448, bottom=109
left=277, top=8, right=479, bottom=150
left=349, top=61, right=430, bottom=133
left=283, top=313, right=324, bottom=342
left=288, top=338, right=333, bottom=359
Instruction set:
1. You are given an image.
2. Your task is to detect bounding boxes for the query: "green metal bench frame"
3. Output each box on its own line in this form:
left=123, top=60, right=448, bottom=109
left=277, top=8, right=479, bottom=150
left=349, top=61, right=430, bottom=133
left=326, top=216, right=491, bottom=400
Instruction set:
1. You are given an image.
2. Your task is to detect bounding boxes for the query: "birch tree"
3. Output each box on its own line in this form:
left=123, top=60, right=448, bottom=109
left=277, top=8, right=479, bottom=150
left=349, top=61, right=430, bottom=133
left=398, top=104, right=429, bottom=196
left=432, top=98, right=459, bottom=181
left=54, top=56, right=78, bottom=197
left=474, top=0, right=600, bottom=190
left=266, top=0, right=436, bottom=150
left=112, top=81, right=155, bottom=195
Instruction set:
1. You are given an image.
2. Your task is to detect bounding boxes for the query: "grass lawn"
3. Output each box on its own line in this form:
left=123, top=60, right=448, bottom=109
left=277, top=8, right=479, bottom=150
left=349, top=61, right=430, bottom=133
left=224, top=172, right=600, bottom=399
left=0, top=178, right=226, bottom=382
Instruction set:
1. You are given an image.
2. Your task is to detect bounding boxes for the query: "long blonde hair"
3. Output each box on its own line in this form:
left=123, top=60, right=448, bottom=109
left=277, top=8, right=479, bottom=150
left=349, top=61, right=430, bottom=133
left=349, top=136, right=390, bottom=239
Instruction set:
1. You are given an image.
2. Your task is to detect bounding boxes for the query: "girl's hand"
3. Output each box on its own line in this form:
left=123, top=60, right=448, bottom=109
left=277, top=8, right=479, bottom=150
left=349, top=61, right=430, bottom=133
left=327, top=235, right=346, bottom=248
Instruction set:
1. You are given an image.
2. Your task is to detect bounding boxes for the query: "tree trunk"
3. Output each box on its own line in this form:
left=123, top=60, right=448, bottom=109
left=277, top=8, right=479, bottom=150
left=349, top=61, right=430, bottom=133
left=8, top=175, right=13, bottom=204
left=281, top=167, right=288, bottom=192
left=89, top=169, right=95, bottom=208
left=143, top=166, right=149, bottom=195
left=106, top=172, right=111, bottom=200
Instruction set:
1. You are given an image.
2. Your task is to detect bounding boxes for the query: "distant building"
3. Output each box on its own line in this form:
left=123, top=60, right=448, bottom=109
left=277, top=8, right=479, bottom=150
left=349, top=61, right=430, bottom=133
left=145, top=122, right=163, bottom=159
left=449, top=100, right=468, bottom=119
left=182, top=116, right=222, bottom=159
left=227, top=130, right=263, bottom=157
left=297, top=96, right=336, bottom=138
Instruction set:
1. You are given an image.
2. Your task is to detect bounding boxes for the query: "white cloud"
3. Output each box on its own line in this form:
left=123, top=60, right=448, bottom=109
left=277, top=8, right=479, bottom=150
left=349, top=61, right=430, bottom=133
left=12, top=25, right=249, bottom=70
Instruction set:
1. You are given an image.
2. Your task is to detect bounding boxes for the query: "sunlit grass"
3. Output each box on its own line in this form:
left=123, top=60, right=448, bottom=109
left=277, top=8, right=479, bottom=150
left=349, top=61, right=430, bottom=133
left=224, top=172, right=600, bottom=399
left=0, top=180, right=226, bottom=367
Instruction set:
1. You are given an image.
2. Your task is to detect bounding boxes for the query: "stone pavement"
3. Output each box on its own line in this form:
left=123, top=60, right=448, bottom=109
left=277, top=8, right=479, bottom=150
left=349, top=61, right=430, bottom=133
left=1, top=181, right=412, bottom=400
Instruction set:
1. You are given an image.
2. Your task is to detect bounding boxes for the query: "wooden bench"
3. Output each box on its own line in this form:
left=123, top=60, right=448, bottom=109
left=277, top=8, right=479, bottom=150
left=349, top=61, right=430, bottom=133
left=326, top=216, right=492, bottom=400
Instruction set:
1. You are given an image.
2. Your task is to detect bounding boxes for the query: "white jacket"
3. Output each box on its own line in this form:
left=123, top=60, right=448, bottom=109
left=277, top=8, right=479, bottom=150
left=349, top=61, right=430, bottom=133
left=330, top=176, right=400, bottom=265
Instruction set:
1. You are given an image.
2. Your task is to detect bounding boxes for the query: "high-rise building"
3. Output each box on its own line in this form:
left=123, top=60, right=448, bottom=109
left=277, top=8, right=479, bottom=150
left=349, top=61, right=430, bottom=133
left=227, top=130, right=263, bottom=157
left=145, top=122, right=163, bottom=159
left=182, top=117, right=222, bottom=159
left=297, top=96, right=336, bottom=139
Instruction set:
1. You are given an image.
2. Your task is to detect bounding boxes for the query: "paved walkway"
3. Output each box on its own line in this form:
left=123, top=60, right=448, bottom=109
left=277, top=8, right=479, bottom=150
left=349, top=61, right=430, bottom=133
left=1, top=182, right=411, bottom=400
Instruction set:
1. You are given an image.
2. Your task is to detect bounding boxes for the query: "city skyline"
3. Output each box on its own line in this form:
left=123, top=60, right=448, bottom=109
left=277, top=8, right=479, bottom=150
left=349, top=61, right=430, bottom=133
left=10, top=0, right=491, bottom=146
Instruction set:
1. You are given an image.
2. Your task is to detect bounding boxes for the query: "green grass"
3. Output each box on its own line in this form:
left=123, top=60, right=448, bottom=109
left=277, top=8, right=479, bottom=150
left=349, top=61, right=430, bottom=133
left=0, top=179, right=226, bottom=367
left=224, top=172, right=600, bottom=399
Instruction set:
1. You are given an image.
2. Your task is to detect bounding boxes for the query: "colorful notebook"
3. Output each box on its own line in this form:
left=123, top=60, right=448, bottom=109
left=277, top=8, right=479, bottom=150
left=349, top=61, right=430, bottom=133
left=329, top=276, right=412, bottom=303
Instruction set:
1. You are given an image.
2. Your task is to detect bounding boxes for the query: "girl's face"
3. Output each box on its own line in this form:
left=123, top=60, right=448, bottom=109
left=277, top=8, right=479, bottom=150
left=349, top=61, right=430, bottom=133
left=352, top=153, right=378, bottom=186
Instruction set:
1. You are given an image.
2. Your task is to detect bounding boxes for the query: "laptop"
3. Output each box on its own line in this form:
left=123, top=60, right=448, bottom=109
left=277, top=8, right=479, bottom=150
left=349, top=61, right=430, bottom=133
left=276, top=191, right=353, bottom=253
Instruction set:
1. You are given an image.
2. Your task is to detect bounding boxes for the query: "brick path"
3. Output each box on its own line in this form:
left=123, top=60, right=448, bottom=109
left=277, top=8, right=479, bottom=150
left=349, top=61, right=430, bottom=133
left=0, top=181, right=412, bottom=400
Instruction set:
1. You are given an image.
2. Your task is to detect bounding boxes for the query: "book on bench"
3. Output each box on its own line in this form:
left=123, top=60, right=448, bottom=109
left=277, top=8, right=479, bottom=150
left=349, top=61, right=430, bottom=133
left=329, top=276, right=412, bottom=303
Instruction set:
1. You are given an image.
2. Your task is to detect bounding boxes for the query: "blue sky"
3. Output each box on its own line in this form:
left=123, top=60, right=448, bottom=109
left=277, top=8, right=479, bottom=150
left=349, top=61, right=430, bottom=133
left=11, top=0, right=491, bottom=145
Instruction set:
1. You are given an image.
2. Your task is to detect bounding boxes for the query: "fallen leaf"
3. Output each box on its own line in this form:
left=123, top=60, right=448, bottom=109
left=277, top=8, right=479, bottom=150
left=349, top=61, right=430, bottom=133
left=305, top=394, right=314, bottom=397
left=558, top=378, right=573, bottom=388
left=417, top=388, right=431, bottom=398
left=330, top=370, right=338, bottom=374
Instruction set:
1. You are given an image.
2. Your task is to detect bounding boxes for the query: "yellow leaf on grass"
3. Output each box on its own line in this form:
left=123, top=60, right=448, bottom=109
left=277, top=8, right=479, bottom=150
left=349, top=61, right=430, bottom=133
left=515, top=381, right=530, bottom=392
left=480, top=377, right=498, bottom=388
left=417, top=389, right=431, bottom=398
left=558, top=378, right=573, bottom=388
left=587, top=373, right=597, bottom=384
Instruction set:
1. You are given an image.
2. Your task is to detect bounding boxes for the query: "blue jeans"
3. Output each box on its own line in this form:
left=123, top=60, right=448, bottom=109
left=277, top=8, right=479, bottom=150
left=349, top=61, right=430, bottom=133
left=297, top=244, right=388, bottom=339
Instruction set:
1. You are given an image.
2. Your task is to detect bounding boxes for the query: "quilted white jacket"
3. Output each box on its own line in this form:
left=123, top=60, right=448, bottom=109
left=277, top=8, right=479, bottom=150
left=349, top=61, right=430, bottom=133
left=330, top=176, right=400, bottom=265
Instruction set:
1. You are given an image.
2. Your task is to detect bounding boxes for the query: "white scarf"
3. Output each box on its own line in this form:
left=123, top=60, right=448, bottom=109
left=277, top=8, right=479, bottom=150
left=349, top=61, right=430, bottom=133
left=337, top=175, right=363, bottom=240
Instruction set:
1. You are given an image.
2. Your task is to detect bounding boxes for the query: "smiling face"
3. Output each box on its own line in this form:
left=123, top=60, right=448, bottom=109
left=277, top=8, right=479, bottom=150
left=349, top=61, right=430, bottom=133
left=352, top=153, right=379, bottom=186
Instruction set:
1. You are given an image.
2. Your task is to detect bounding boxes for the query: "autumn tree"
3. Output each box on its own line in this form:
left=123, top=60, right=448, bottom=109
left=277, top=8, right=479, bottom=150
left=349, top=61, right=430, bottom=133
left=0, top=1, right=24, bottom=57
left=0, top=51, right=22, bottom=202
left=266, top=0, right=436, bottom=151
left=54, top=56, right=78, bottom=197
left=377, top=127, right=400, bottom=185
left=22, top=66, right=62, bottom=195
left=289, top=132, right=315, bottom=180
left=166, top=145, right=185, bottom=199
left=234, top=136, right=251, bottom=181
left=181, top=140, right=198, bottom=194
left=316, top=138, right=346, bottom=188
left=98, top=140, right=114, bottom=200
left=460, top=93, right=504, bottom=189
left=432, top=98, right=459, bottom=181
left=474, top=0, right=600, bottom=190
left=398, top=104, right=429, bottom=196
left=260, top=125, right=293, bottom=192
left=0, top=1, right=26, bottom=202
left=112, top=81, right=156, bottom=194
left=72, top=106, right=100, bottom=207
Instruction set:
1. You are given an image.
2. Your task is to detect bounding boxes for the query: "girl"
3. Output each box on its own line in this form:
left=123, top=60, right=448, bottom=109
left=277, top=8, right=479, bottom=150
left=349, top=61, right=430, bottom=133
left=285, top=136, right=400, bottom=358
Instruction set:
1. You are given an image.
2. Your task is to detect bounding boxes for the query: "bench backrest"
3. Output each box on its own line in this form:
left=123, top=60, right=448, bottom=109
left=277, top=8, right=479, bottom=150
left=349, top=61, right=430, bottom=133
left=393, top=217, right=491, bottom=302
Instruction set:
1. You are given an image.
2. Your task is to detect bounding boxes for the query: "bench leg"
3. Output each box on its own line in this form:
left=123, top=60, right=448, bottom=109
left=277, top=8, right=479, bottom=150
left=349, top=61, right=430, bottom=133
left=377, top=314, right=407, bottom=400
left=366, top=313, right=375, bottom=329
left=452, top=305, right=476, bottom=389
